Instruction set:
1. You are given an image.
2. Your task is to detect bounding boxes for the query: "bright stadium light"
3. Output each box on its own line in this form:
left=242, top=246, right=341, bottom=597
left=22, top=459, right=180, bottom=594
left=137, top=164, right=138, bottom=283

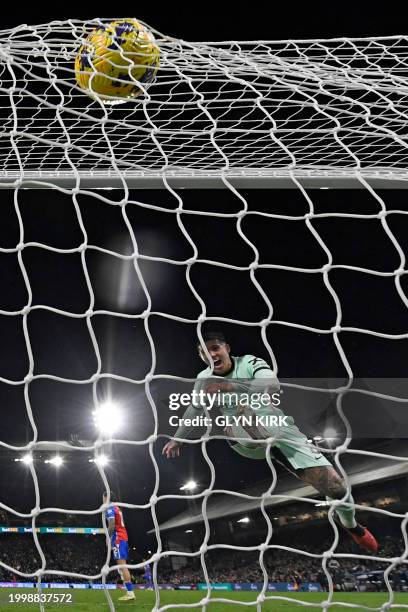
left=322, top=427, right=339, bottom=447
left=45, top=456, right=64, bottom=467
left=237, top=517, right=250, bottom=523
left=185, top=529, right=193, bottom=533
left=15, top=453, right=33, bottom=464
left=92, top=401, right=122, bottom=435
left=89, top=455, right=109, bottom=467
left=180, top=480, right=197, bottom=491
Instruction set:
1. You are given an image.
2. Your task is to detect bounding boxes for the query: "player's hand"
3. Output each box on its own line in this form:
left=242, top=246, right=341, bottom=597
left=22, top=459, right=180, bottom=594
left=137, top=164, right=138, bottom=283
left=237, top=402, right=251, bottom=415
left=204, top=382, right=235, bottom=394
left=162, top=440, right=181, bottom=459
left=223, top=425, right=234, bottom=439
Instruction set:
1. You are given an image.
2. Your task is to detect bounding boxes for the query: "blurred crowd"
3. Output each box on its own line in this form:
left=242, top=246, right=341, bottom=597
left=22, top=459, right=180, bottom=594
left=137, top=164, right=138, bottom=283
left=0, top=532, right=406, bottom=592
left=158, top=533, right=408, bottom=591
left=0, top=535, right=105, bottom=582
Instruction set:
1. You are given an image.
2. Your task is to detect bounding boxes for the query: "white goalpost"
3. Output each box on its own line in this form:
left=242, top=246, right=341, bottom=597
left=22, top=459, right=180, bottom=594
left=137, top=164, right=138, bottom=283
left=0, top=18, right=408, bottom=612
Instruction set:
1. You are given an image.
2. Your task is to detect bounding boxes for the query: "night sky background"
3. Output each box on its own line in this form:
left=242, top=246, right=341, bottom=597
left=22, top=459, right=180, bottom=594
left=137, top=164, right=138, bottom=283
left=0, top=3, right=407, bottom=560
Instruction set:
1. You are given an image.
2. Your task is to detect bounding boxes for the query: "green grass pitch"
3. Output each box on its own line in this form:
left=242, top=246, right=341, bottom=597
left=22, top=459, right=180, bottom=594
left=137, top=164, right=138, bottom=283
left=0, top=589, right=408, bottom=611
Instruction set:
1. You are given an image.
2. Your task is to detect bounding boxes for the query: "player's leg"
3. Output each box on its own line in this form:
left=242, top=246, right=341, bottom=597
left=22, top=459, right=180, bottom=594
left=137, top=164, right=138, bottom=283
left=146, top=572, right=153, bottom=589
left=229, top=414, right=378, bottom=553
left=114, top=542, right=135, bottom=601
left=117, top=560, right=132, bottom=585
left=296, top=464, right=378, bottom=552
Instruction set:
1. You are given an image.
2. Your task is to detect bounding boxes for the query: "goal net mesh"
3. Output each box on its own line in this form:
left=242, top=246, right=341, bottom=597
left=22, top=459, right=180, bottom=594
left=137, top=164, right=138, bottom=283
left=1, top=21, right=408, bottom=183
left=0, top=17, right=407, bottom=611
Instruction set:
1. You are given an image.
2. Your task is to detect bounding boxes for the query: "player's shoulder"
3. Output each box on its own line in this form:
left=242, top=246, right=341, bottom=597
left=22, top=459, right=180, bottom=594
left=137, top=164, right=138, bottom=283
left=236, top=355, right=273, bottom=373
left=237, top=354, right=269, bottom=366
left=237, top=354, right=258, bottom=362
left=197, top=366, right=211, bottom=379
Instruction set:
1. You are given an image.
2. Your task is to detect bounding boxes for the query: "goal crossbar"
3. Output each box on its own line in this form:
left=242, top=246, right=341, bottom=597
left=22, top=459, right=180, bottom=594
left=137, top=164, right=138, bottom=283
left=2, top=24, right=408, bottom=188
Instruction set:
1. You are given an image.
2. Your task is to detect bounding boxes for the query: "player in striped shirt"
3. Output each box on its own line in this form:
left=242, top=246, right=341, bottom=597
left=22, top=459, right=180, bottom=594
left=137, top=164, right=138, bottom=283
left=162, top=331, right=378, bottom=553
left=103, top=491, right=135, bottom=601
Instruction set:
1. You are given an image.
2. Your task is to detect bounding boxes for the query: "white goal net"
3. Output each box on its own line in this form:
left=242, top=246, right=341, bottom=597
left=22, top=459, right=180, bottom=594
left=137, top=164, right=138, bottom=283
left=0, top=17, right=407, bottom=611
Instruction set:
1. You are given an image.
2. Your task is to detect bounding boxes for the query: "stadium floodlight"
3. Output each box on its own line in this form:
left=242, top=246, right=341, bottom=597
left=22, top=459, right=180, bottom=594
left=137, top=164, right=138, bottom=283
left=14, top=453, right=33, bottom=464
left=322, top=427, right=339, bottom=447
left=185, top=529, right=193, bottom=533
left=92, top=401, right=122, bottom=435
left=45, top=456, right=64, bottom=467
left=180, top=480, right=198, bottom=491
left=237, top=517, right=250, bottom=523
left=89, top=455, right=109, bottom=467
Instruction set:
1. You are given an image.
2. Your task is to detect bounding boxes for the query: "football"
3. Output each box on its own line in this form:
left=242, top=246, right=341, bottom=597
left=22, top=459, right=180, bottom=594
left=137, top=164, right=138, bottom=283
left=75, top=19, right=160, bottom=104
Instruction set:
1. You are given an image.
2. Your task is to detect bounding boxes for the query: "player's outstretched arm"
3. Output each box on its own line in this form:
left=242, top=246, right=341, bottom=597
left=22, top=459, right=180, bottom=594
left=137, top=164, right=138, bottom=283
left=163, top=383, right=206, bottom=459
left=162, top=440, right=182, bottom=458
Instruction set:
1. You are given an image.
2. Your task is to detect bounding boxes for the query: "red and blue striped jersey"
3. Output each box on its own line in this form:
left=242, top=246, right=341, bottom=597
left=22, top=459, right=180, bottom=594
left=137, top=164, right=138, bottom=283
left=105, top=504, right=128, bottom=542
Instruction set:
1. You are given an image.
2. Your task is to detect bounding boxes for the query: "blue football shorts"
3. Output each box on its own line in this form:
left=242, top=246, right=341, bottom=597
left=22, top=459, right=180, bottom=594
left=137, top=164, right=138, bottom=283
left=111, top=538, right=128, bottom=561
